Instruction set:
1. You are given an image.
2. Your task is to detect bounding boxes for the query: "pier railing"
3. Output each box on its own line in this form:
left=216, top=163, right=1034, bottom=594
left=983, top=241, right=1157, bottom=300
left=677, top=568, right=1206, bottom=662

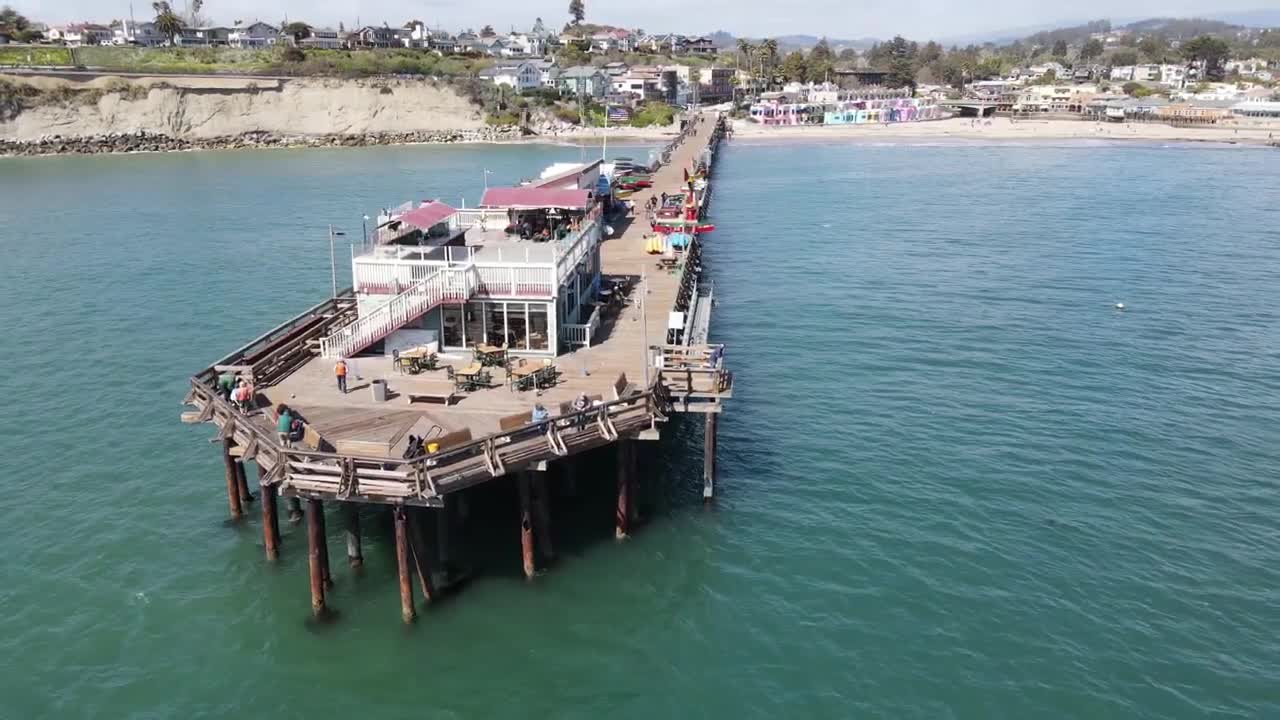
left=273, top=390, right=660, bottom=504
left=650, top=343, right=732, bottom=413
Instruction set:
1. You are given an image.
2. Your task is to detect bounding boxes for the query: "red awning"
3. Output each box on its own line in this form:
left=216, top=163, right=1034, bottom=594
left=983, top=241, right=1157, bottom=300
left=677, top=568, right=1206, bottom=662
left=480, top=187, right=591, bottom=210
left=398, top=201, right=457, bottom=229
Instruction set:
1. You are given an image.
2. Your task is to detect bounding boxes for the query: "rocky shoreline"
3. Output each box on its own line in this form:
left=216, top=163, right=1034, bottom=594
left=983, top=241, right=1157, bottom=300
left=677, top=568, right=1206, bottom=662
left=0, top=125, right=533, bottom=156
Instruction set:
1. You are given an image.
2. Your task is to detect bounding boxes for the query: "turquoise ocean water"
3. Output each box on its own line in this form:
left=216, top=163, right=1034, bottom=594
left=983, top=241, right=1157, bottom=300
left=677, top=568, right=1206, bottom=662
left=2, top=139, right=1278, bottom=718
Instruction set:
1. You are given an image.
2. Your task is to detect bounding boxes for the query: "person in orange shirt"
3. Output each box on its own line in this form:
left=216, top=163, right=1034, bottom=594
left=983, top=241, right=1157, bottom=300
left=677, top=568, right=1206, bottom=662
left=335, top=358, right=348, bottom=394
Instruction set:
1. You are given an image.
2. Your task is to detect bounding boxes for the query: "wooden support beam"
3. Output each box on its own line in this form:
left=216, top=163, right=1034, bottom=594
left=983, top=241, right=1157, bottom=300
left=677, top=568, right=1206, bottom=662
left=532, top=471, right=554, bottom=563
left=393, top=506, right=416, bottom=623
left=518, top=472, right=536, bottom=579
left=316, top=500, right=333, bottom=589
left=222, top=438, right=243, bottom=521
left=306, top=498, right=326, bottom=618
left=616, top=440, right=633, bottom=539
left=345, top=504, right=363, bottom=569
left=407, top=509, right=435, bottom=603
left=703, top=413, right=717, bottom=501
left=234, top=460, right=255, bottom=504
left=259, top=464, right=280, bottom=562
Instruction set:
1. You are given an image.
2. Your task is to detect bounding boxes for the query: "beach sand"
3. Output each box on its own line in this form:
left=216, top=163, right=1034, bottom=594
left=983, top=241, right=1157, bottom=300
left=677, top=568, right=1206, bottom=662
left=730, top=117, right=1280, bottom=146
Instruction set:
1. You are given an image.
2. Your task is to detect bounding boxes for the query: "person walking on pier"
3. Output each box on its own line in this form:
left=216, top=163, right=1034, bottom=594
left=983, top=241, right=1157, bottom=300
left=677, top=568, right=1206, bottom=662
left=335, top=358, right=349, bottom=394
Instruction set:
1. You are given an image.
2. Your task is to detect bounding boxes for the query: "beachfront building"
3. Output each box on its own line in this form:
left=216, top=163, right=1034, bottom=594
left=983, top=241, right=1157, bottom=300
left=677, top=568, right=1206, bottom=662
left=749, top=92, right=942, bottom=125
left=823, top=97, right=943, bottom=124
left=351, top=26, right=399, bottom=48
left=1013, top=84, right=1097, bottom=114
left=113, top=20, right=166, bottom=46
left=176, top=26, right=232, bottom=46
left=228, top=21, right=278, bottom=48
left=50, top=23, right=112, bottom=46
left=479, top=62, right=543, bottom=92
left=335, top=163, right=609, bottom=360
left=1232, top=99, right=1280, bottom=118
left=558, top=66, right=610, bottom=99
left=300, top=28, right=343, bottom=50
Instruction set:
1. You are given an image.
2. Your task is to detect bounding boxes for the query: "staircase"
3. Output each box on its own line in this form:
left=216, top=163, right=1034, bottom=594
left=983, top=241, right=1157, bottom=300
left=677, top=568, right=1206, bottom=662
left=320, top=266, right=475, bottom=359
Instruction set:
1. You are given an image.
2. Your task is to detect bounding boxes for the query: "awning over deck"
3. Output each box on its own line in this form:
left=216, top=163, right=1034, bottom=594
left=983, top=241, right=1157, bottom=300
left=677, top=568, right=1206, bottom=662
left=480, top=187, right=591, bottom=210
left=397, top=201, right=457, bottom=230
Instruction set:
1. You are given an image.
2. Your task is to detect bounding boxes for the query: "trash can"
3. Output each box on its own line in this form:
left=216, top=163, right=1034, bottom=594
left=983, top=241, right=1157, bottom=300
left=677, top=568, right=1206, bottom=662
left=371, top=379, right=387, bottom=402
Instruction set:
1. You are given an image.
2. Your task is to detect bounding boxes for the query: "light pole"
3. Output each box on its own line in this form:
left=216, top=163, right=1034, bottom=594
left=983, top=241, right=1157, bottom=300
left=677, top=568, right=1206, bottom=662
left=483, top=169, right=493, bottom=191
left=328, top=225, right=346, bottom=298
left=362, top=214, right=370, bottom=249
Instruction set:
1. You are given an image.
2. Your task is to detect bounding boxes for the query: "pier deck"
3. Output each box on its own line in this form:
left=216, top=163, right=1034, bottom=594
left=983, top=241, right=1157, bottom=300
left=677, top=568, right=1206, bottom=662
left=181, top=113, right=730, bottom=621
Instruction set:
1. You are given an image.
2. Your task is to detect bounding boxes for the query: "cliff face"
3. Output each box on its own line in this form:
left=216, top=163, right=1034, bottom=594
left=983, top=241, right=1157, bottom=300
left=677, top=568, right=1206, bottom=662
left=0, top=76, right=486, bottom=141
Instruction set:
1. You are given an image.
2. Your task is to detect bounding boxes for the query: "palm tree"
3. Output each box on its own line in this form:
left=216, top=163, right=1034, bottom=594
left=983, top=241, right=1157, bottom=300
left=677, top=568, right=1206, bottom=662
left=151, top=1, right=183, bottom=45
left=761, top=38, right=779, bottom=88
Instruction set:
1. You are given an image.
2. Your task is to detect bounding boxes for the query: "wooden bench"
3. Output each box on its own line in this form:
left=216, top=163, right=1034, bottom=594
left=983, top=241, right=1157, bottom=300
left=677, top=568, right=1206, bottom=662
left=612, top=372, right=636, bottom=400
left=406, top=390, right=457, bottom=406
left=498, top=411, right=534, bottom=432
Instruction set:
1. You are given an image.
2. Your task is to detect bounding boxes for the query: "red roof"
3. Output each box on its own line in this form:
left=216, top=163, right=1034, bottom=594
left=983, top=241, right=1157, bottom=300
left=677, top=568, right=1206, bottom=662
left=480, top=187, right=591, bottom=209
left=398, top=201, right=457, bottom=229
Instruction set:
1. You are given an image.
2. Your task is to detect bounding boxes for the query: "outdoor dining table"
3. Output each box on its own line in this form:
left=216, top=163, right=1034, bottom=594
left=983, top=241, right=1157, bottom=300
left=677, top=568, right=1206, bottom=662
left=474, top=344, right=508, bottom=368
left=397, top=347, right=436, bottom=374
left=508, top=363, right=540, bottom=392
left=453, top=363, right=491, bottom=391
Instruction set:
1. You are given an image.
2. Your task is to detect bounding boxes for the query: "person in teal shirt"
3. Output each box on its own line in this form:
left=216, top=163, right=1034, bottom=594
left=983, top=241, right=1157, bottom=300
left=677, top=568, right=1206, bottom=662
left=276, top=406, right=293, bottom=447
left=217, top=372, right=236, bottom=400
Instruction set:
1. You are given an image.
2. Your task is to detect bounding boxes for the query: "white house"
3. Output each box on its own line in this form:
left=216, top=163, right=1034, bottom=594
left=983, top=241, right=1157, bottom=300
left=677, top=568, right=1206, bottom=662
left=505, top=32, right=543, bottom=57
left=113, top=20, right=165, bottom=46
left=1110, top=66, right=1134, bottom=81
left=300, top=28, right=343, bottom=49
left=557, top=66, right=610, bottom=98
left=51, top=23, right=112, bottom=46
left=480, top=62, right=543, bottom=92
left=529, top=59, right=560, bottom=88
left=228, top=21, right=278, bottom=48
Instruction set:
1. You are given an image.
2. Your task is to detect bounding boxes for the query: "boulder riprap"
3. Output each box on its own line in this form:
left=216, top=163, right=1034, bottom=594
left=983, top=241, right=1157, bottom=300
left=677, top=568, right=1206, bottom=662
left=0, top=126, right=531, bottom=157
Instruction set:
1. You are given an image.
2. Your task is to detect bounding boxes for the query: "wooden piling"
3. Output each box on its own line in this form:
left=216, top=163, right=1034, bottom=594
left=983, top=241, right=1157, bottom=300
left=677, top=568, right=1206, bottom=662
left=316, top=501, right=333, bottom=589
left=393, top=506, right=416, bottom=623
left=703, top=413, right=717, bottom=501
left=258, top=464, right=280, bottom=562
left=518, top=472, right=536, bottom=579
left=616, top=440, right=633, bottom=539
left=234, top=459, right=254, bottom=503
left=221, top=438, right=243, bottom=521
left=306, top=498, right=326, bottom=617
left=345, top=504, right=363, bottom=569
left=532, top=471, right=554, bottom=562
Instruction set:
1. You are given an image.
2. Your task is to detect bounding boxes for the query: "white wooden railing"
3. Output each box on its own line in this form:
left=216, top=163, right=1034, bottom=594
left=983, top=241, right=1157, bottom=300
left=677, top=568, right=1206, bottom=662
left=555, top=205, right=604, bottom=287
left=320, top=266, right=475, bottom=359
left=560, top=304, right=602, bottom=348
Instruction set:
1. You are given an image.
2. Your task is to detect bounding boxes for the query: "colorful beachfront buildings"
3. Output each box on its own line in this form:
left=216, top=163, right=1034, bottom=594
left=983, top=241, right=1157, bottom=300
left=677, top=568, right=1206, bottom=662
left=748, top=94, right=943, bottom=126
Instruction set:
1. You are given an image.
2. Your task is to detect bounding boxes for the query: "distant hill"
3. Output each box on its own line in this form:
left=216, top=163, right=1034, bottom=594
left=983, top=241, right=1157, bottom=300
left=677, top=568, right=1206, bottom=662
left=704, top=30, right=877, bottom=52
left=1204, top=9, right=1280, bottom=27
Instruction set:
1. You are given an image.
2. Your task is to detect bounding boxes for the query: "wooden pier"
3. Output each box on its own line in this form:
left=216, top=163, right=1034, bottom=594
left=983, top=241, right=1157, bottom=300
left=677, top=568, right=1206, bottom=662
left=181, top=113, right=731, bottom=621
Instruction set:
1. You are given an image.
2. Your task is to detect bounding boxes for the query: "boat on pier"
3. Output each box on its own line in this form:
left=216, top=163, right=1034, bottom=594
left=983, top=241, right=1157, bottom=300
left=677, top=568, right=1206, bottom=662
left=180, top=113, right=733, bottom=622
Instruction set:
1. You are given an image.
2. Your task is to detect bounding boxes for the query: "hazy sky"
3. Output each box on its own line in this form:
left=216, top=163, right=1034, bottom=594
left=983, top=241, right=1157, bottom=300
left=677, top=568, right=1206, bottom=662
left=29, top=0, right=1266, bottom=40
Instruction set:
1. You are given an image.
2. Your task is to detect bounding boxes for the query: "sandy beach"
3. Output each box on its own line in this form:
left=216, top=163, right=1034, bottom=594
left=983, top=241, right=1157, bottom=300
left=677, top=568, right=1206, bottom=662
left=731, top=117, right=1280, bottom=146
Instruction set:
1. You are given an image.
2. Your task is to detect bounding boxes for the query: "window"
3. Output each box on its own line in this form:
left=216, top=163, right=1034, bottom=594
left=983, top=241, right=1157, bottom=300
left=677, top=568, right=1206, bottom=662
left=507, top=303, right=529, bottom=350
left=442, top=305, right=463, bottom=347
left=529, top=304, right=549, bottom=351
left=486, top=303, right=507, bottom=346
